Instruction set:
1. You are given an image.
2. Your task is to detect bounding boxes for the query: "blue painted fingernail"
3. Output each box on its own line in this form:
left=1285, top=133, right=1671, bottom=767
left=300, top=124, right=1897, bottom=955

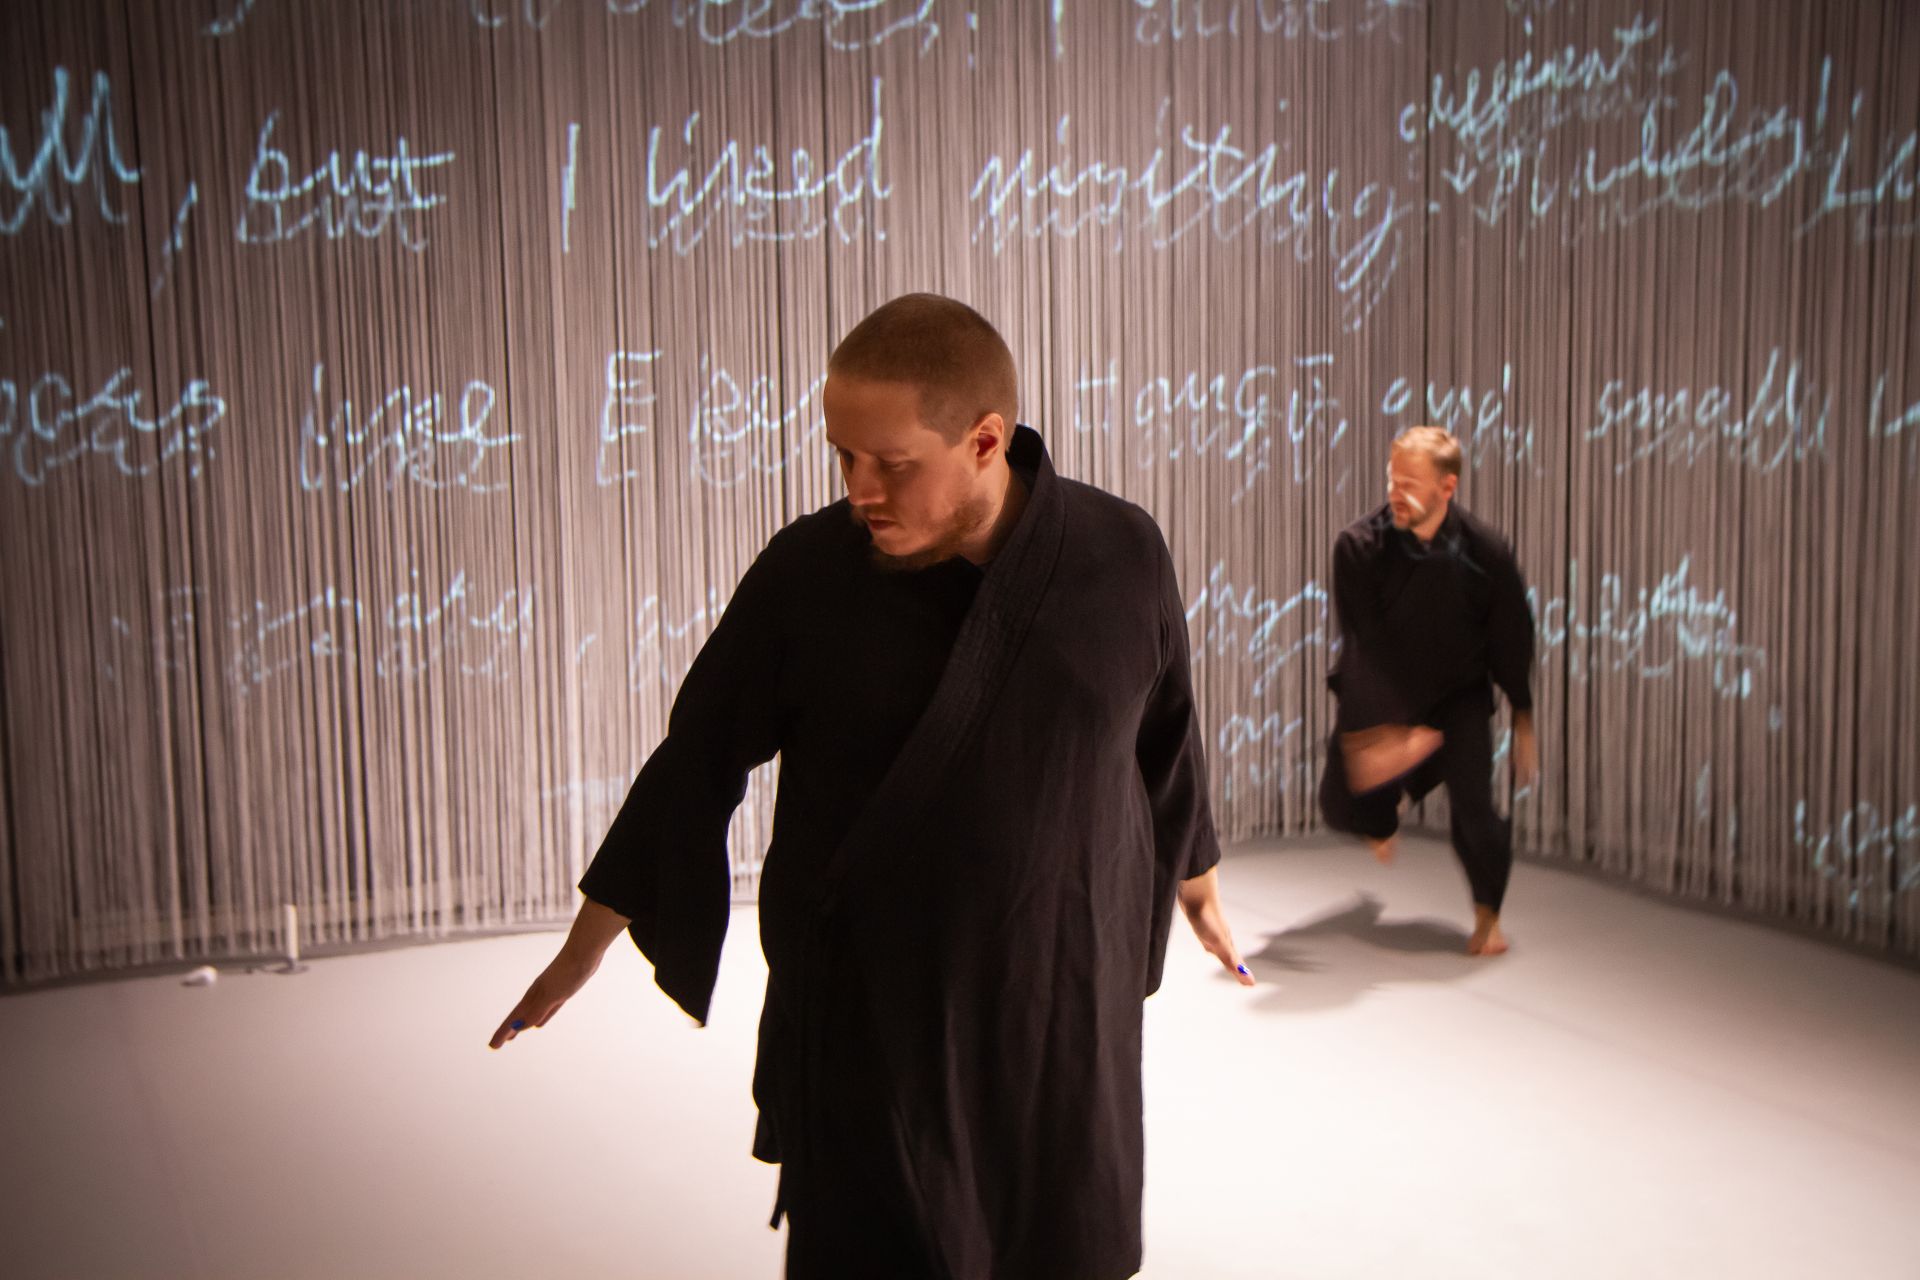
left=511, top=1020, right=527, bottom=1030
left=1236, top=964, right=1250, bottom=976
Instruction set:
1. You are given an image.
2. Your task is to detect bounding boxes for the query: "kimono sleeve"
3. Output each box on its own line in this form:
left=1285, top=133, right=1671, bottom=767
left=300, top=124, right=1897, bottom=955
left=577, top=538, right=788, bottom=1025
left=1135, top=536, right=1222, bottom=996
left=1329, top=528, right=1419, bottom=730
left=1485, top=536, right=1535, bottom=714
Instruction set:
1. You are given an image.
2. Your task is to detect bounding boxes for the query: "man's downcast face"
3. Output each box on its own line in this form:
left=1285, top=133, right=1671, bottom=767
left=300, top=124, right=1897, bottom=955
left=1386, top=448, right=1454, bottom=531
left=823, top=376, right=994, bottom=571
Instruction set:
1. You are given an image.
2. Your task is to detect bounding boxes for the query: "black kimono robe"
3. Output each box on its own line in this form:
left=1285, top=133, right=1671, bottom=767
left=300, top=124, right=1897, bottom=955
left=1326, top=502, right=1534, bottom=730
left=580, top=425, right=1219, bottom=1279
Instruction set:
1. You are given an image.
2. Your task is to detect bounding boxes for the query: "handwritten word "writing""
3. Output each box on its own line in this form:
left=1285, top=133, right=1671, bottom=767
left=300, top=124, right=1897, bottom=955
left=972, top=106, right=1415, bottom=329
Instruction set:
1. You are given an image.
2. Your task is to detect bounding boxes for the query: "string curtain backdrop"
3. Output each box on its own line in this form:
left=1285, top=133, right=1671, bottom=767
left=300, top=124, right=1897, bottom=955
left=1, top=0, right=1916, bottom=984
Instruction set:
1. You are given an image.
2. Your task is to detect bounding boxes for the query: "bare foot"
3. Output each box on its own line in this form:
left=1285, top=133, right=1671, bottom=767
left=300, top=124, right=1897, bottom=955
left=1467, top=906, right=1509, bottom=957
left=1367, top=833, right=1398, bottom=865
left=1341, top=724, right=1444, bottom=794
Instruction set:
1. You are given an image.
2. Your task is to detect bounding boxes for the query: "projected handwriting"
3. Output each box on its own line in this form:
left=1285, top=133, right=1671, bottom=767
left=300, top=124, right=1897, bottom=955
left=1532, top=555, right=1766, bottom=700
left=644, top=77, right=889, bottom=252
left=1378, top=363, right=1536, bottom=469
left=971, top=106, right=1414, bottom=329
left=1796, top=800, right=1920, bottom=903
left=597, top=350, right=666, bottom=486
left=1185, top=563, right=1331, bottom=699
left=1870, top=373, right=1920, bottom=474
left=206, top=0, right=262, bottom=34
left=1, top=68, right=141, bottom=234
left=373, top=568, right=537, bottom=681
left=237, top=112, right=455, bottom=250
left=1, top=369, right=224, bottom=486
left=467, top=0, right=938, bottom=49
left=1404, top=18, right=1919, bottom=243
left=105, top=570, right=538, bottom=697
left=150, top=182, right=200, bottom=297
left=226, top=586, right=370, bottom=693
left=1212, top=709, right=1321, bottom=808
left=688, top=359, right=828, bottom=488
left=298, top=363, right=517, bottom=494
left=1186, top=560, right=1329, bottom=808
left=561, top=121, right=581, bottom=252
left=1127, top=0, right=1417, bottom=45
left=625, top=588, right=732, bottom=691
left=1180, top=563, right=1330, bottom=805
left=664, top=0, right=938, bottom=52
left=100, top=588, right=202, bottom=686
left=1585, top=349, right=1830, bottom=474
left=1072, top=354, right=1351, bottom=496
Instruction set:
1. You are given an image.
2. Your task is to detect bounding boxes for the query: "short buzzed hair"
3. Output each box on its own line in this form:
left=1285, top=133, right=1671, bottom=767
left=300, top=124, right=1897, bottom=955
left=1392, top=425, right=1463, bottom=479
left=828, top=293, right=1019, bottom=441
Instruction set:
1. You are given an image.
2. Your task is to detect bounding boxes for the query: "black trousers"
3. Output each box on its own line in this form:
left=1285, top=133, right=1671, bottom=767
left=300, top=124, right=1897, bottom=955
left=785, top=1211, right=934, bottom=1280
left=1318, top=687, right=1513, bottom=912
left=777, top=1163, right=939, bottom=1280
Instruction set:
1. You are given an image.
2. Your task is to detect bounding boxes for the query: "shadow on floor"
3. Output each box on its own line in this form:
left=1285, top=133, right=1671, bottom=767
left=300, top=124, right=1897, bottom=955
left=1238, top=893, right=1480, bottom=1012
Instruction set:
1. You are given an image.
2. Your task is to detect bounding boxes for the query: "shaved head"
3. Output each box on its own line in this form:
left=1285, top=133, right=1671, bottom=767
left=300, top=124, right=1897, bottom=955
left=827, top=293, right=1018, bottom=442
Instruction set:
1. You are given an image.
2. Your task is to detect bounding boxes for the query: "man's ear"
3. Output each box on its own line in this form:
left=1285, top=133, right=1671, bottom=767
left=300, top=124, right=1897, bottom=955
left=1442, top=473, right=1460, bottom=502
left=970, top=412, right=1006, bottom=464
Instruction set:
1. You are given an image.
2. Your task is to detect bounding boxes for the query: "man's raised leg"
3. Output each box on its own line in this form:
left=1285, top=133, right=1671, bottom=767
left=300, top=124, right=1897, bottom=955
left=1319, top=734, right=1405, bottom=864
left=1339, top=723, right=1445, bottom=795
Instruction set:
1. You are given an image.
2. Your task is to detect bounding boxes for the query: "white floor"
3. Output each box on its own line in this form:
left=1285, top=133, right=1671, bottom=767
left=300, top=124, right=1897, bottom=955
left=4, top=836, right=1919, bottom=1279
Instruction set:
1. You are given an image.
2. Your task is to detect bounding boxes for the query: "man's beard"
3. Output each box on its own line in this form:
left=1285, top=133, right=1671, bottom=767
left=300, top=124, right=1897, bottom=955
left=855, top=492, right=996, bottom=573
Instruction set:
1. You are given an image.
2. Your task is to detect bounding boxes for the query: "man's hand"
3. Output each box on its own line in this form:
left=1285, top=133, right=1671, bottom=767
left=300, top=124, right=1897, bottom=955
left=1177, top=867, right=1256, bottom=987
left=489, top=898, right=632, bottom=1050
left=1513, top=710, right=1538, bottom=789
left=1339, top=723, right=1444, bottom=794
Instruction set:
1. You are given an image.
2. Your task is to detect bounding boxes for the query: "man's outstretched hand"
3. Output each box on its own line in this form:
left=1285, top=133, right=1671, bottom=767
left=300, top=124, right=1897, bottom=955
left=489, top=898, right=631, bottom=1049
left=1177, top=867, right=1256, bottom=987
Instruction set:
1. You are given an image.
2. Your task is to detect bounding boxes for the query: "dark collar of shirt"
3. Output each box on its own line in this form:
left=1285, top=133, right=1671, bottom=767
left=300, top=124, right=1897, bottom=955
left=1386, top=504, right=1485, bottom=576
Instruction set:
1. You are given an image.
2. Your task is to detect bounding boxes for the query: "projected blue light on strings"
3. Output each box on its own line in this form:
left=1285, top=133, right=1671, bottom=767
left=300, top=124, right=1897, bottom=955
left=1, top=68, right=141, bottom=234
left=1, top=369, right=224, bottom=486
left=1406, top=16, right=1920, bottom=243
left=640, top=77, right=890, bottom=252
left=297, top=363, right=517, bottom=494
left=237, top=112, right=455, bottom=250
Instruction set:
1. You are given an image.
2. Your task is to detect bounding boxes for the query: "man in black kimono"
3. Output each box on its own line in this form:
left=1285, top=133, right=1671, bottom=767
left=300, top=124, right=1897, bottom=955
left=1318, top=426, right=1537, bottom=957
left=490, top=294, right=1254, bottom=1278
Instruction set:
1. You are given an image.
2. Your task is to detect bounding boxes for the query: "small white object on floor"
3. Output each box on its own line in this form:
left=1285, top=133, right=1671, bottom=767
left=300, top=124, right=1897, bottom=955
left=183, top=965, right=218, bottom=987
